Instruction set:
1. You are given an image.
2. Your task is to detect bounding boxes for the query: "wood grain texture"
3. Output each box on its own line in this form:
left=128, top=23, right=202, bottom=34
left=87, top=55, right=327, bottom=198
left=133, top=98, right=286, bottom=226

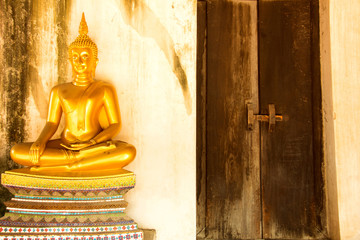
left=196, top=1, right=207, bottom=238
left=259, top=0, right=326, bottom=238
left=205, top=1, right=260, bottom=239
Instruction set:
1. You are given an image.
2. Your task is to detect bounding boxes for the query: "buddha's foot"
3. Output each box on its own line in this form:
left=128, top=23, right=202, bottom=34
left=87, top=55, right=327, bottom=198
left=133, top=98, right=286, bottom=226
left=30, top=165, right=69, bottom=172
left=29, top=166, right=41, bottom=171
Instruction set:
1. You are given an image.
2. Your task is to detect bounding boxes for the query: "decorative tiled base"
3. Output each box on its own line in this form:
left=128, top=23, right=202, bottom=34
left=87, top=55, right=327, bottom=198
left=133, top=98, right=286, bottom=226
left=0, top=224, right=138, bottom=233
left=0, top=231, right=143, bottom=240
left=0, top=168, right=143, bottom=240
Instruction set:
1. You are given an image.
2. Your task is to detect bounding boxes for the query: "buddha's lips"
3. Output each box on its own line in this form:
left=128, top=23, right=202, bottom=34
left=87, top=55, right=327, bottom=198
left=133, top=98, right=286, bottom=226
left=75, top=65, right=87, bottom=72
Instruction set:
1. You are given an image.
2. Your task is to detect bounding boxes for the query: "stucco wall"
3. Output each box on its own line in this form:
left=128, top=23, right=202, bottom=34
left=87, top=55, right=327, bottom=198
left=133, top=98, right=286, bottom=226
left=322, top=0, right=360, bottom=239
left=0, top=1, right=196, bottom=239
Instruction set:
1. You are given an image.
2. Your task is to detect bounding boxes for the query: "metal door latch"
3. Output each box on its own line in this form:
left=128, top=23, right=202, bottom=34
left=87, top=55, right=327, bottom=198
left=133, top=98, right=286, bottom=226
left=247, top=102, right=283, bottom=132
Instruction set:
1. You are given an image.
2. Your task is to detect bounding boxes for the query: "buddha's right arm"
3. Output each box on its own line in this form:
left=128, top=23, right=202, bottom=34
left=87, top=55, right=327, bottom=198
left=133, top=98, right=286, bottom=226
left=36, top=86, right=62, bottom=143
left=29, top=87, right=62, bottom=163
left=35, top=122, right=59, bottom=144
left=29, top=122, right=60, bottom=164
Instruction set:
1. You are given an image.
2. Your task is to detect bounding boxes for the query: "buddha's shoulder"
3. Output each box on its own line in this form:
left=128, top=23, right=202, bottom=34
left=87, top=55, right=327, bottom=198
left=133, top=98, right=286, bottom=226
left=52, top=82, right=73, bottom=90
left=95, top=80, right=114, bottom=87
left=49, top=81, right=115, bottom=92
left=95, top=80, right=116, bottom=92
left=50, top=82, right=73, bottom=91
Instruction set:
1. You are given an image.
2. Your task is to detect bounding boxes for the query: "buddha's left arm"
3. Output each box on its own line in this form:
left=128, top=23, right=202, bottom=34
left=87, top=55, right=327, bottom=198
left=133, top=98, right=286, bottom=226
left=91, top=84, right=122, bottom=143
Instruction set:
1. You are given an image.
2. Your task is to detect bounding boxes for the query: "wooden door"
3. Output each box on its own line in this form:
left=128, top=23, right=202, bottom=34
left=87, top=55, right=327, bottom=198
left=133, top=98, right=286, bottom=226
left=259, top=0, right=325, bottom=238
left=196, top=0, right=326, bottom=239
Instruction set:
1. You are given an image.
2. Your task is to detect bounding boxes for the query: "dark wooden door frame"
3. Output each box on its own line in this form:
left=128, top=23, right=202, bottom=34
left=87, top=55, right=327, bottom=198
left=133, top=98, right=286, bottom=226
left=196, top=0, right=327, bottom=239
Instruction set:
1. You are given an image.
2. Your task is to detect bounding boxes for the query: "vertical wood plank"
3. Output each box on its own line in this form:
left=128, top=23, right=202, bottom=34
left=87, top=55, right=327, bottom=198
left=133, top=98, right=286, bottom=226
left=206, top=0, right=260, bottom=239
left=196, top=1, right=207, bottom=239
left=259, top=0, right=326, bottom=238
left=310, top=0, right=327, bottom=234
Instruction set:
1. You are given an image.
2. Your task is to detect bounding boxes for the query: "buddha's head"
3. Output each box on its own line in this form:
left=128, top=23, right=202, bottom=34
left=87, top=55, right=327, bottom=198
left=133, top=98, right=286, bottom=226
left=69, top=13, right=99, bottom=78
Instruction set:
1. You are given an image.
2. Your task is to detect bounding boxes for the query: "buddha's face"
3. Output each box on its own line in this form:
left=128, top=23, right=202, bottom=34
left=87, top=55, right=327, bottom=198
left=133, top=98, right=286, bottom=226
left=70, top=47, right=97, bottom=77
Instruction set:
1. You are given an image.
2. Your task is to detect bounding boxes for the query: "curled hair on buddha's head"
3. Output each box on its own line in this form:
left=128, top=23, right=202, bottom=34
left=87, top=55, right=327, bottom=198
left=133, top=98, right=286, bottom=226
left=69, top=13, right=98, bottom=62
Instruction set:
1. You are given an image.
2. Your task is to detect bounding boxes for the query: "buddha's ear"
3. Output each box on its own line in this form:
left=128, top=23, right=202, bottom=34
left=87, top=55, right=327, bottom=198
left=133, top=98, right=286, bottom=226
left=93, top=59, right=99, bottom=77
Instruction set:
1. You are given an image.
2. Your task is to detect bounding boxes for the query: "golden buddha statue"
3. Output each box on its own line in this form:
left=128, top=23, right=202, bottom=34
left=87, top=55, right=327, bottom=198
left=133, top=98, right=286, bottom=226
left=10, top=13, right=136, bottom=172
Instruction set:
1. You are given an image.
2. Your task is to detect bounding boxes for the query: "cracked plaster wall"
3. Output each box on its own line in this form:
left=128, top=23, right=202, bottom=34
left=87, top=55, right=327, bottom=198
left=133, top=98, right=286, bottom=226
left=0, top=1, right=196, bottom=239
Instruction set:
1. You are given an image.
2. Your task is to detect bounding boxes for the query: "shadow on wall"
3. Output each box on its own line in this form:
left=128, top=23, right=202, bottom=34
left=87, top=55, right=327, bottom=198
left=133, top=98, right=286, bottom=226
left=29, top=65, right=48, bottom=119
left=116, top=0, right=192, bottom=115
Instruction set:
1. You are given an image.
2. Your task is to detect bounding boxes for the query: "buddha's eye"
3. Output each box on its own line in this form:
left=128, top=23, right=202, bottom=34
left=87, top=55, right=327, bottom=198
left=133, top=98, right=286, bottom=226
left=81, top=52, right=89, bottom=60
left=73, top=55, right=78, bottom=60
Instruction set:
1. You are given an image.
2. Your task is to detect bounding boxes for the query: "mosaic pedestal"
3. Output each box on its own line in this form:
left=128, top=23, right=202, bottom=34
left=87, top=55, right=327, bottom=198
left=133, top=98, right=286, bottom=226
left=0, top=168, right=143, bottom=240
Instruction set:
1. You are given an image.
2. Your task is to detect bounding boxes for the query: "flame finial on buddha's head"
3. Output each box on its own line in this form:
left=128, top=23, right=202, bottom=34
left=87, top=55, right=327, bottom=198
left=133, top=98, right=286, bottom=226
left=69, top=13, right=98, bottom=61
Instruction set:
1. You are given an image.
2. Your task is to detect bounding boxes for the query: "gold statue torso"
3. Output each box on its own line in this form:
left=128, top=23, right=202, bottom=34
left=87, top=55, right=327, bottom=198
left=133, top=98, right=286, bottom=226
left=57, top=81, right=111, bottom=144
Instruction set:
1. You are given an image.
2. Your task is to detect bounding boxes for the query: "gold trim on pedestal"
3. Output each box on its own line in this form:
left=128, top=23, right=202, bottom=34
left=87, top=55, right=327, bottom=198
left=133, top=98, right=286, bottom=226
left=1, top=168, right=136, bottom=190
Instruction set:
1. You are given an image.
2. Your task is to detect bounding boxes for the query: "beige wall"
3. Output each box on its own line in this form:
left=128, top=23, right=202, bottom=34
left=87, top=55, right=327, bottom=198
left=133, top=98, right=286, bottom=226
left=67, top=2, right=197, bottom=239
left=322, top=0, right=360, bottom=239
left=0, top=0, right=196, bottom=239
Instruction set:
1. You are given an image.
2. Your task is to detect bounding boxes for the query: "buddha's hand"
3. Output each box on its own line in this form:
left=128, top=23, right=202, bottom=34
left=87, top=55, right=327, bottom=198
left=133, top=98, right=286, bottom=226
left=61, top=139, right=97, bottom=151
left=29, top=141, right=46, bottom=165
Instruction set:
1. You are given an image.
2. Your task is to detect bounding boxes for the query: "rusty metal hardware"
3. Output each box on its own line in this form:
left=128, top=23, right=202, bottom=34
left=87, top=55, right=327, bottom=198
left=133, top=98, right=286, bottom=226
left=247, top=102, right=283, bottom=132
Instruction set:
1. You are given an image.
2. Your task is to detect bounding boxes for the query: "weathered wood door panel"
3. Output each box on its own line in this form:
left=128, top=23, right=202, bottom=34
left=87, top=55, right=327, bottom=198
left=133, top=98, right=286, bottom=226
left=197, top=0, right=325, bottom=239
left=259, top=0, right=324, bottom=238
left=203, top=0, right=261, bottom=239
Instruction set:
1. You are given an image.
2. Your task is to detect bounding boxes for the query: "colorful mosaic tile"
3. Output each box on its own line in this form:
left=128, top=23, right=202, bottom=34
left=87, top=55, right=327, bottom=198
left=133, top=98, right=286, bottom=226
left=6, top=198, right=126, bottom=209
left=14, top=196, right=124, bottom=201
left=0, top=219, right=134, bottom=227
left=5, top=186, right=131, bottom=198
left=0, top=231, right=143, bottom=240
left=3, top=212, right=128, bottom=223
left=0, top=224, right=138, bottom=234
left=8, top=210, right=125, bottom=216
